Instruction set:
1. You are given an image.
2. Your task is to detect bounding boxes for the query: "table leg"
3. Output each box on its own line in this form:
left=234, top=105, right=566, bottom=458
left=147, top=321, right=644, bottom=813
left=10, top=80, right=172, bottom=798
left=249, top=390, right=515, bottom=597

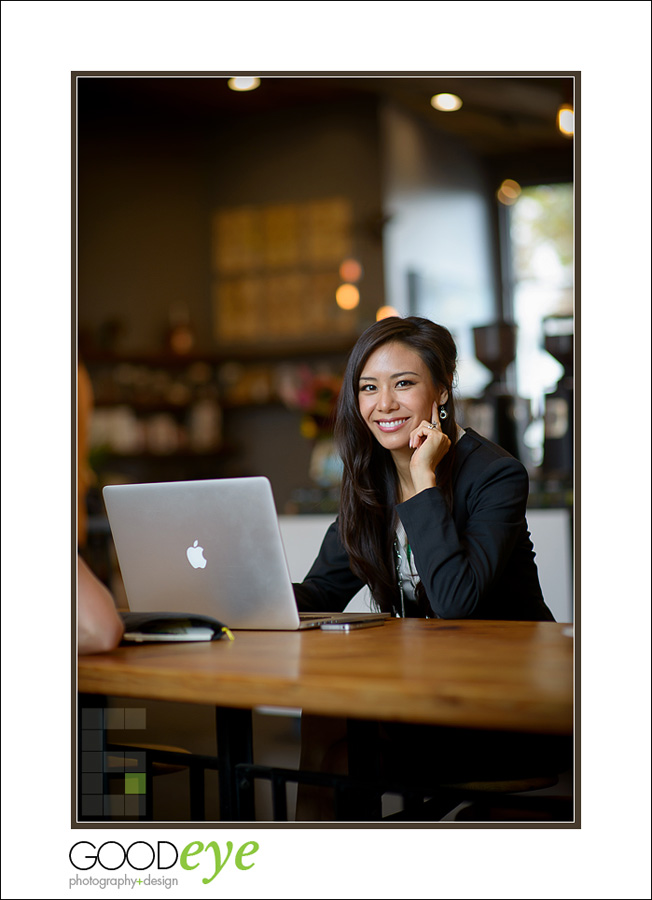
left=339, top=719, right=383, bottom=820
left=215, top=707, right=254, bottom=821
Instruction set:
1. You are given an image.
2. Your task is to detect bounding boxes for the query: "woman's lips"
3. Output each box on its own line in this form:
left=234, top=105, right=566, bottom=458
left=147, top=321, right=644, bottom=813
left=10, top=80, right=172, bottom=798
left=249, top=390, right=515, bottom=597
left=375, top=417, right=410, bottom=433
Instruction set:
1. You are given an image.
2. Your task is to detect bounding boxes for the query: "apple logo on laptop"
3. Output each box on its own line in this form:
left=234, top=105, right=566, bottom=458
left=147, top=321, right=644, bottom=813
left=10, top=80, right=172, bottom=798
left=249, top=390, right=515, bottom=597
left=186, top=540, right=207, bottom=569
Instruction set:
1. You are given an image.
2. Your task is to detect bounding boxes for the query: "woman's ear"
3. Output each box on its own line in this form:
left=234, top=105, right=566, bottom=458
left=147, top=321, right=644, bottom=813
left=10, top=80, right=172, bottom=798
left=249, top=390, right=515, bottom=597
left=438, top=386, right=449, bottom=405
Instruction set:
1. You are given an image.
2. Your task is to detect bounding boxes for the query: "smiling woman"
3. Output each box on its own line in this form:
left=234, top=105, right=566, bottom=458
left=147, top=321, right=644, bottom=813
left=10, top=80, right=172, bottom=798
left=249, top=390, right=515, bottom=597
left=293, top=316, right=553, bottom=621
left=292, top=316, right=556, bottom=821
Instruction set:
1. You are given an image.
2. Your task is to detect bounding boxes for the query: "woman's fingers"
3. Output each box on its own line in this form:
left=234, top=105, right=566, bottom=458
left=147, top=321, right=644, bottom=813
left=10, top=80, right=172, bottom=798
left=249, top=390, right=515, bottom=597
left=409, top=420, right=436, bottom=449
left=408, top=418, right=451, bottom=493
left=409, top=419, right=449, bottom=450
left=407, top=406, right=450, bottom=493
left=409, top=419, right=451, bottom=463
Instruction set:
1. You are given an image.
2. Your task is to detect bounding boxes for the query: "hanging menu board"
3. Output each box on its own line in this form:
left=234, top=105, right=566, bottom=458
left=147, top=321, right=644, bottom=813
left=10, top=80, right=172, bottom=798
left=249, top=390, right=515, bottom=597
left=212, top=197, right=358, bottom=344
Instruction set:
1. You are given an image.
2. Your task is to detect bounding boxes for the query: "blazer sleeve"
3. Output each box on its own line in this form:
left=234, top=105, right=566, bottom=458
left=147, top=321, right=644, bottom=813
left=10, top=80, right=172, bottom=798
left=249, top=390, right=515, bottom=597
left=293, top=520, right=366, bottom=613
left=396, top=456, right=531, bottom=618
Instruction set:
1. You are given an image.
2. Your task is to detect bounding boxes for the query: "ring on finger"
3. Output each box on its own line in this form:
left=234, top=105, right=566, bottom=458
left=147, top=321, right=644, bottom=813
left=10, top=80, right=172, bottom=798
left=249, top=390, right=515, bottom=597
left=427, top=422, right=439, bottom=430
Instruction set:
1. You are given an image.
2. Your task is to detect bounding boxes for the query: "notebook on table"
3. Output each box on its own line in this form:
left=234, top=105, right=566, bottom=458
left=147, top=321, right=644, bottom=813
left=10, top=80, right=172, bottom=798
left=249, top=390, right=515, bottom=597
left=102, top=477, right=389, bottom=631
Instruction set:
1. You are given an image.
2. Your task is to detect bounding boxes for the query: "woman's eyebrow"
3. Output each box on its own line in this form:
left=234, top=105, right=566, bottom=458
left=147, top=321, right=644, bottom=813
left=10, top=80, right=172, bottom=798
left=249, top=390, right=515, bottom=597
left=359, top=370, right=420, bottom=381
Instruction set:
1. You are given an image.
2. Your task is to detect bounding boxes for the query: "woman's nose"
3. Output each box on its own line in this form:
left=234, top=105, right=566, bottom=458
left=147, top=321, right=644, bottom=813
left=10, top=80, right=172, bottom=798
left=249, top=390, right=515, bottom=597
left=377, top=387, right=398, bottom=410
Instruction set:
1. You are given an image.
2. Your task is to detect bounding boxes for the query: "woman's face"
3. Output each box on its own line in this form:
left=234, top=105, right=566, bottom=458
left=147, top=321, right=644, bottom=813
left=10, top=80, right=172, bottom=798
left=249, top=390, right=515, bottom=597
left=357, top=341, right=446, bottom=455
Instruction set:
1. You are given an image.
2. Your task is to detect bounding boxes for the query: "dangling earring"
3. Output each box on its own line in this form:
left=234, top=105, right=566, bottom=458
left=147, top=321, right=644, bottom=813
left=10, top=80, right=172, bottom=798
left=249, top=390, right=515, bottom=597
left=438, top=405, right=448, bottom=420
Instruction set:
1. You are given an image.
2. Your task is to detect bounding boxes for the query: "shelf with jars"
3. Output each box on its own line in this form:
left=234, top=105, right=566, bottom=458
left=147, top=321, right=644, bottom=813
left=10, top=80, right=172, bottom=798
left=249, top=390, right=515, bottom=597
left=82, top=338, right=353, bottom=486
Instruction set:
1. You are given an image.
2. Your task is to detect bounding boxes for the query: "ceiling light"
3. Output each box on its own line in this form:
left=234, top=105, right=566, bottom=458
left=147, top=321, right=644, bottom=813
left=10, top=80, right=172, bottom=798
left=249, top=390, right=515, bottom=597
left=228, top=77, right=260, bottom=92
left=430, top=93, right=463, bottom=112
left=557, top=104, right=574, bottom=137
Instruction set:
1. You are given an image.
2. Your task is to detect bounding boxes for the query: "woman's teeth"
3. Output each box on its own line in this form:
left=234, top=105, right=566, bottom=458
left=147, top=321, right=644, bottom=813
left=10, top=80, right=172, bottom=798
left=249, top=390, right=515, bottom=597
left=377, top=418, right=408, bottom=431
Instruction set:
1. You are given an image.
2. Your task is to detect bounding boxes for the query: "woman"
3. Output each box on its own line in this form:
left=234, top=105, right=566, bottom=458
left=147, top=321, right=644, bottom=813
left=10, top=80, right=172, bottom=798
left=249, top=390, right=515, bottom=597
left=293, top=318, right=561, bottom=819
left=294, top=316, right=553, bottom=622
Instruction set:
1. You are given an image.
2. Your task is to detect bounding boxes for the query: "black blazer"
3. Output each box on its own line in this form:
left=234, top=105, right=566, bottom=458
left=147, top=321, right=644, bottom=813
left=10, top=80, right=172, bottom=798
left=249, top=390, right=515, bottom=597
left=294, top=428, right=554, bottom=621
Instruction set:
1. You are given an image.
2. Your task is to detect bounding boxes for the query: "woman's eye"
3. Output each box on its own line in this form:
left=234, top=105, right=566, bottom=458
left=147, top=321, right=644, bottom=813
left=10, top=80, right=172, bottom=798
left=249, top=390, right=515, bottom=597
left=359, top=384, right=376, bottom=392
left=396, top=380, right=414, bottom=388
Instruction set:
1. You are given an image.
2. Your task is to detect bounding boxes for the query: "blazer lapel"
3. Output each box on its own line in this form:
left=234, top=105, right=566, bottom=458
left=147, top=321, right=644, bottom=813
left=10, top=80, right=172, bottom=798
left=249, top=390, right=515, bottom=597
left=452, top=428, right=481, bottom=484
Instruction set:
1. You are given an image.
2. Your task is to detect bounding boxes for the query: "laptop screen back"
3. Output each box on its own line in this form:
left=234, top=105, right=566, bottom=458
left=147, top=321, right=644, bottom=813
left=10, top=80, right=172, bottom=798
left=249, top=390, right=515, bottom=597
left=103, top=477, right=301, bottom=630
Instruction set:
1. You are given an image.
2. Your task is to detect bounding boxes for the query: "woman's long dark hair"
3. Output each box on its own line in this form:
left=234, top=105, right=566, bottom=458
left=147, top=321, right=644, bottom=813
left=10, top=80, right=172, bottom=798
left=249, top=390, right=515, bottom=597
left=335, top=316, right=459, bottom=614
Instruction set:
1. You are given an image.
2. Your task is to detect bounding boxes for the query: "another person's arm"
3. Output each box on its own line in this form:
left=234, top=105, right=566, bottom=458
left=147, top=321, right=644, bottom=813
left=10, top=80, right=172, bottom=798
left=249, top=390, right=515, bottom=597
left=77, top=555, right=124, bottom=654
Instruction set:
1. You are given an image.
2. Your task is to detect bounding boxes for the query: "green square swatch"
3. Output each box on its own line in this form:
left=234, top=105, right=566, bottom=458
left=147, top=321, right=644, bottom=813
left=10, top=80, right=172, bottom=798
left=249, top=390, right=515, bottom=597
left=124, top=772, right=146, bottom=795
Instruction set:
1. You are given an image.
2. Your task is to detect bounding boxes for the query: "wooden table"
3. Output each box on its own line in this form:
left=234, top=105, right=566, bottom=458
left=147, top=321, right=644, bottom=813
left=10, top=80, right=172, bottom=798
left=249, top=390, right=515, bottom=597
left=79, top=619, right=572, bottom=734
left=78, top=619, right=573, bottom=819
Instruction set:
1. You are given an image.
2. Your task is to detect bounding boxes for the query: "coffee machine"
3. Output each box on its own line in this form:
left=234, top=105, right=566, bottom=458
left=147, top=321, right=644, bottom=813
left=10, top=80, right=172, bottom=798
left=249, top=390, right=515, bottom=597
left=468, top=321, right=531, bottom=463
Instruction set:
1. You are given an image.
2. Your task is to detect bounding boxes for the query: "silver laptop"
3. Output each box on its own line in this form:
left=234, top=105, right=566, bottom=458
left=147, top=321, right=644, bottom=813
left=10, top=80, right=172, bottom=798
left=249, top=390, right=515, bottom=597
left=103, top=477, right=389, bottom=630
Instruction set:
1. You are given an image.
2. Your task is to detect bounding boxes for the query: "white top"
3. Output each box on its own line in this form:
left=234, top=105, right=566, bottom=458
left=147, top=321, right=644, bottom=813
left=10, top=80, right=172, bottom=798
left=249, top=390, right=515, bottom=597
left=395, top=518, right=420, bottom=604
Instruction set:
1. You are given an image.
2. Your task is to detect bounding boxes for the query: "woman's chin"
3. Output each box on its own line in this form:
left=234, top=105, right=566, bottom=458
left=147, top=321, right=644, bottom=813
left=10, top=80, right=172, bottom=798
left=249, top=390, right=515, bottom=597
left=375, top=433, right=410, bottom=455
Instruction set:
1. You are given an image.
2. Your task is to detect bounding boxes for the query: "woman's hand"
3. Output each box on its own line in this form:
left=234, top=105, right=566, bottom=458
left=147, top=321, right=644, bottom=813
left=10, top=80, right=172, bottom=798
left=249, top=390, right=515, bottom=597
left=408, top=403, right=452, bottom=493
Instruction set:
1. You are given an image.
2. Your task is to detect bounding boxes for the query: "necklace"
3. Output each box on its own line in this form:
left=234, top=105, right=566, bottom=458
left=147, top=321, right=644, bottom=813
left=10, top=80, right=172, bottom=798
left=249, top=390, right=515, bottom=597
left=393, top=538, right=407, bottom=618
left=393, top=533, right=431, bottom=619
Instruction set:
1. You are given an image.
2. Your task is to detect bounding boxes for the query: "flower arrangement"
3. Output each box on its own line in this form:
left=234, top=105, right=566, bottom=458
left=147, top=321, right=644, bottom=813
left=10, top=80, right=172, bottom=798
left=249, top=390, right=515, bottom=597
left=276, top=365, right=342, bottom=440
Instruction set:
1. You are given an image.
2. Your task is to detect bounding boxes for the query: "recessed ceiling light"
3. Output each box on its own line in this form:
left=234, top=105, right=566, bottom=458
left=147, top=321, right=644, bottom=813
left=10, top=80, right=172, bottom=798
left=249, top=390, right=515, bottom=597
left=557, top=105, right=574, bottom=136
left=430, top=93, right=463, bottom=112
left=228, top=77, right=260, bottom=92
